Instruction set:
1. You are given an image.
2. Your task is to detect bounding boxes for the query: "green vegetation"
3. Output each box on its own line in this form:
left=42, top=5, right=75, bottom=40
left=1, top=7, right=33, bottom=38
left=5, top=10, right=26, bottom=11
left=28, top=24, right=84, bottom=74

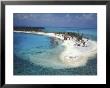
left=14, top=27, right=44, bottom=32
left=56, top=32, right=84, bottom=41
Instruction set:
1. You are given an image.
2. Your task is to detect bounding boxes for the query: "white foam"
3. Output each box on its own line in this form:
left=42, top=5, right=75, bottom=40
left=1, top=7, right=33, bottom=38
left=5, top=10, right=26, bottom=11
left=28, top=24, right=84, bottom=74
left=59, top=40, right=97, bottom=68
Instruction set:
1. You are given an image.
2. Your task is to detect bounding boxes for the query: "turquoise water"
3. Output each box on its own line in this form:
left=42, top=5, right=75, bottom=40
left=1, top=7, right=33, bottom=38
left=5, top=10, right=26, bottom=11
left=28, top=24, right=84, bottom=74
left=44, top=28, right=97, bottom=41
left=14, top=28, right=97, bottom=75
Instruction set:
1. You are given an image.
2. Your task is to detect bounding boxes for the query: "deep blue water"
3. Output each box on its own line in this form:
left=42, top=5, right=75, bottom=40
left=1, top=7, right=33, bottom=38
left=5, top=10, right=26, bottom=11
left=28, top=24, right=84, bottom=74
left=14, top=28, right=97, bottom=75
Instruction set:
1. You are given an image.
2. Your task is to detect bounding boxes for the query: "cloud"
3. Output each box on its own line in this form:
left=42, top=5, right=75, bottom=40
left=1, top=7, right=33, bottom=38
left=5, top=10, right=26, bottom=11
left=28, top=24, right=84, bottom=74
left=14, top=13, right=97, bottom=28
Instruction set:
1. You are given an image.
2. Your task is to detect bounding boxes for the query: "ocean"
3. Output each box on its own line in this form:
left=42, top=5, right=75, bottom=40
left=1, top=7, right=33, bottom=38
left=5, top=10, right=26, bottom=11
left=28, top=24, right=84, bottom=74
left=14, top=28, right=97, bottom=75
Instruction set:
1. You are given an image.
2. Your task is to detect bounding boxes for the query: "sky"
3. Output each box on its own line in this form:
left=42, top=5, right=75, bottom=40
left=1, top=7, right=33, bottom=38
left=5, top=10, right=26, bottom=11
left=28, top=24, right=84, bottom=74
left=14, top=13, right=97, bottom=28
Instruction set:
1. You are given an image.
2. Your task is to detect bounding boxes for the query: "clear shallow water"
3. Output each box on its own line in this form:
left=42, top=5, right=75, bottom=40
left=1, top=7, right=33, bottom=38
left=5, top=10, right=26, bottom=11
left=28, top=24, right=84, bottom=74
left=14, top=28, right=97, bottom=75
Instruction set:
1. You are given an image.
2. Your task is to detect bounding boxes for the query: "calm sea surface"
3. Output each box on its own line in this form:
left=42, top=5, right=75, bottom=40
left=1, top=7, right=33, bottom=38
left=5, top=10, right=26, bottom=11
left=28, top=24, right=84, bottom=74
left=14, top=28, right=97, bottom=75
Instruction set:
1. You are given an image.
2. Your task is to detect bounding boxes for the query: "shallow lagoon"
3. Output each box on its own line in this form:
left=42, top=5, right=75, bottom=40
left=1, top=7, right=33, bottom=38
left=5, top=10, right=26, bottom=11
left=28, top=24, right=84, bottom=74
left=14, top=28, right=97, bottom=75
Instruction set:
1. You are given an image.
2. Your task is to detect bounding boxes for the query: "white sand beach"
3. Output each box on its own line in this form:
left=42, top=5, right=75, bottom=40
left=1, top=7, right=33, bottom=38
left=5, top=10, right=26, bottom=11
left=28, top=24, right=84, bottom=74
left=14, top=31, right=97, bottom=68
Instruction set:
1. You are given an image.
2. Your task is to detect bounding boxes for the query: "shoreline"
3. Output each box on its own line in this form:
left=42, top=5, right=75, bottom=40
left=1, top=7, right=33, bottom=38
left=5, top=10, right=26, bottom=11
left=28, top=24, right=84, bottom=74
left=14, top=31, right=97, bottom=68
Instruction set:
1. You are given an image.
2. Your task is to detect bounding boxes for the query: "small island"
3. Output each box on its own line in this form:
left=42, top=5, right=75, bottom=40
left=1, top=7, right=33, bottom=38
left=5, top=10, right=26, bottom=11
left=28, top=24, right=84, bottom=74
left=14, top=27, right=97, bottom=68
